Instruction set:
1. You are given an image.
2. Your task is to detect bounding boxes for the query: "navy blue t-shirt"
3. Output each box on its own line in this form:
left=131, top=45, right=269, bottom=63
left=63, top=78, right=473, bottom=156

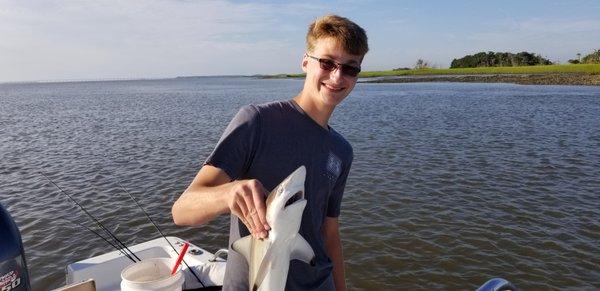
left=205, top=100, right=353, bottom=290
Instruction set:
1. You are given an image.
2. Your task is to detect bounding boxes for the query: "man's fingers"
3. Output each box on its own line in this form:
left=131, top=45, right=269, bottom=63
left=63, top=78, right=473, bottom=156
left=251, top=183, right=270, bottom=231
left=230, top=203, right=246, bottom=226
left=234, top=196, right=257, bottom=235
left=240, top=186, right=265, bottom=238
left=248, top=180, right=270, bottom=237
left=229, top=179, right=271, bottom=239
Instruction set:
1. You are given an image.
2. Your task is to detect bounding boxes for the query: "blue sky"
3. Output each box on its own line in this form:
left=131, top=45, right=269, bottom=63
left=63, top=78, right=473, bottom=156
left=1, top=0, right=599, bottom=82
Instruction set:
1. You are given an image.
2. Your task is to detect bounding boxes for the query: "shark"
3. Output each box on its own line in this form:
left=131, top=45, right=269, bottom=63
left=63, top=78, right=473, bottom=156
left=232, top=165, right=315, bottom=291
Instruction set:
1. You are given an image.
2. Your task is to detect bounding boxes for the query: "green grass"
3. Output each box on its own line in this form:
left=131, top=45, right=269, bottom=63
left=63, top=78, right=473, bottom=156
left=269, top=64, right=600, bottom=78
left=359, top=64, right=600, bottom=77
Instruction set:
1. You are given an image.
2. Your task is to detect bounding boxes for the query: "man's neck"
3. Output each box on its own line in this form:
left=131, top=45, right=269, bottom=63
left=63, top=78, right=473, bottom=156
left=293, top=92, right=335, bottom=129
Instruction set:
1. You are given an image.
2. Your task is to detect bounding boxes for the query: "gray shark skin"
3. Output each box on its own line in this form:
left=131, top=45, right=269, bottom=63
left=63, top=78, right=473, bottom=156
left=232, top=166, right=315, bottom=291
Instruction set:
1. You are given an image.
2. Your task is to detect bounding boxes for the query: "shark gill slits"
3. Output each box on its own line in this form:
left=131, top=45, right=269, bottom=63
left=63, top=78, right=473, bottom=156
left=285, top=191, right=304, bottom=208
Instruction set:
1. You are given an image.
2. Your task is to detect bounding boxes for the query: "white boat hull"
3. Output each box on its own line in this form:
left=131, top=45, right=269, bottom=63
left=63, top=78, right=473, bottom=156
left=65, top=236, right=226, bottom=291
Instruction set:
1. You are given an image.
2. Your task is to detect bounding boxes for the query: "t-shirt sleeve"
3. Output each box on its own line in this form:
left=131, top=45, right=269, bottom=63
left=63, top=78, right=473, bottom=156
left=326, top=151, right=353, bottom=217
left=204, top=105, right=261, bottom=180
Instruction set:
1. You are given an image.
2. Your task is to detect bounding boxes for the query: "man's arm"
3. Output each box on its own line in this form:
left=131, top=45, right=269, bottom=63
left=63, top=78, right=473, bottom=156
left=171, top=165, right=270, bottom=238
left=322, top=216, right=347, bottom=291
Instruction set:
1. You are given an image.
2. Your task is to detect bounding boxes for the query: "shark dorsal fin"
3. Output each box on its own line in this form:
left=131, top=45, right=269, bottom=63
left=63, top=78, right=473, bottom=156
left=290, top=234, right=315, bottom=264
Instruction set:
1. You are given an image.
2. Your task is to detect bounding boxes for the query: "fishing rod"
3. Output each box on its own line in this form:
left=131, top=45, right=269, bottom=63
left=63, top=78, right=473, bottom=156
left=61, top=218, right=137, bottom=263
left=40, top=172, right=141, bottom=262
left=118, top=182, right=206, bottom=288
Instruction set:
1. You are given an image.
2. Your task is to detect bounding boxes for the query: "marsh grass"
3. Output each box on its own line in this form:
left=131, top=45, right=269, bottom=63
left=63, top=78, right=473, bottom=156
left=360, top=64, right=600, bottom=77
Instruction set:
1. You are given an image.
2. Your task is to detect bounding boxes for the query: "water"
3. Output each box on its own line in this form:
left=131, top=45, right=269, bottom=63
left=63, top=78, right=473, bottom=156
left=1, top=77, right=599, bottom=290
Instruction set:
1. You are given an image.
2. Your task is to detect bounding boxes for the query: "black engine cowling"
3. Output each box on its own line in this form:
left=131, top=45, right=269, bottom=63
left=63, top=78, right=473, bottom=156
left=0, top=203, right=31, bottom=291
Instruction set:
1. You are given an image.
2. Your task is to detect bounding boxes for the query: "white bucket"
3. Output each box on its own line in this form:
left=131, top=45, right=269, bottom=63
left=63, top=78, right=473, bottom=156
left=120, top=258, right=185, bottom=291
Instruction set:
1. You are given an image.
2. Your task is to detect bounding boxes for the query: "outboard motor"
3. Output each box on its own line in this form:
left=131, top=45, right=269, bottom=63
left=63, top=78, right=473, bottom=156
left=0, top=203, right=31, bottom=291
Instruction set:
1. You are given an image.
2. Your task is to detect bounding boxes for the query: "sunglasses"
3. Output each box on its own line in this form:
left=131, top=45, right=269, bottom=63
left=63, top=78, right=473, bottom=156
left=306, top=54, right=361, bottom=77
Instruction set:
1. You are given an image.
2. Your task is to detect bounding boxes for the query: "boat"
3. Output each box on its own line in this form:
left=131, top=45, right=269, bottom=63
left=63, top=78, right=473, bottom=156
left=60, top=236, right=518, bottom=291
left=60, top=238, right=518, bottom=291
left=61, top=236, right=227, bottom=290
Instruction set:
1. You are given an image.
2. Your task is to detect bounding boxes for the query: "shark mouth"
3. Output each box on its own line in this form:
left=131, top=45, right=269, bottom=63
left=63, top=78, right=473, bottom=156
left=284, top=190, right=304, bottom=208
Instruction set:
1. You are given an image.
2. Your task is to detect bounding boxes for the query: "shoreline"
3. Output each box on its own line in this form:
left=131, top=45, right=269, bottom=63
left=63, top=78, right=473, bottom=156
left=359, top=73, right=600, bottom=86
left=3, top=73, right=599, bottom=87
left=261, top=64, right=600, bottom=86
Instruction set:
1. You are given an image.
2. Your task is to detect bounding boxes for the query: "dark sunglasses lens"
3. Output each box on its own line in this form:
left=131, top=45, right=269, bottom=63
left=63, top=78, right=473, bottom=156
left=341, top=65, right=360, bottom=77
left=319, top=59, right=336, bottom=71
left=317, top=57, right=360, bottom=77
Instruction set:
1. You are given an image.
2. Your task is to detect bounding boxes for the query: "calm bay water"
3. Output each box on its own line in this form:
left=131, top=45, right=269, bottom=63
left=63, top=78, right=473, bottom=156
left=1, top=77, right=599, bottom=290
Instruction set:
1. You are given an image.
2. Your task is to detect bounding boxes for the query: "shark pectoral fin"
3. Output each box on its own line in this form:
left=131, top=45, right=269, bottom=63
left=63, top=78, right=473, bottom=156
left=290, top=235, right=315, bottom=264
left=232, top=235, right=253, bottom=262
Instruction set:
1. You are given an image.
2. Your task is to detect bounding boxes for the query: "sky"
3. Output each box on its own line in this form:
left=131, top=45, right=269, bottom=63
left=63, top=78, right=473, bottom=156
left=1, top=0, right=600, bottom=82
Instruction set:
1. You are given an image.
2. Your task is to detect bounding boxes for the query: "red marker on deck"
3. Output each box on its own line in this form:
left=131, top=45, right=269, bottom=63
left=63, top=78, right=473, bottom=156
left=171, top=242, right=189, bottom=275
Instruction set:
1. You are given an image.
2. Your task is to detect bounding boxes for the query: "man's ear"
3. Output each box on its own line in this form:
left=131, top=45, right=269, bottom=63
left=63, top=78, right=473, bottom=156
left=301, top=55, right=309, bottom=73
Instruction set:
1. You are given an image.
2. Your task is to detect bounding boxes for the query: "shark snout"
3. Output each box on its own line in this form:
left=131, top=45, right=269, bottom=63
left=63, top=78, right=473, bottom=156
left=280, top=166, right=306, bottom=203
left=266, top=166, right=308, bottom=227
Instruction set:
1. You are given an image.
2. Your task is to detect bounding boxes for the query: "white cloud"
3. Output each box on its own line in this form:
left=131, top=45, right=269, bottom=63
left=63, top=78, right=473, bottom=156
left=3, top=1, right=598, bottom=80
left=0, top=0, right=321, bottom=82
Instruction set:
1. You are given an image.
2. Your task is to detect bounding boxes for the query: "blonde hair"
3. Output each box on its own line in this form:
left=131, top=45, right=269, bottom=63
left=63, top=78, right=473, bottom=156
left=306, top=14, right=369, bottom=56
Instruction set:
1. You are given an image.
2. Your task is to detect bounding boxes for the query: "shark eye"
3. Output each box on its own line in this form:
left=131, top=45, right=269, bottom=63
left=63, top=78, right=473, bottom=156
left=285, top=191, right=303, bottom=208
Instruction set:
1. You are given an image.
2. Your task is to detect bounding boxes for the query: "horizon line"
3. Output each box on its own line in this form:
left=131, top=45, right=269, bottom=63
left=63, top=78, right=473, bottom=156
left=0, top=74, right=268, bottom=85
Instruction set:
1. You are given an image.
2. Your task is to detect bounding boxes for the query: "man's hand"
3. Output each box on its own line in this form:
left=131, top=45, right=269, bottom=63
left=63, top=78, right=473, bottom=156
left=228, top=179, right=271, bottom=239
left=172, top=165, right=271, bottom=239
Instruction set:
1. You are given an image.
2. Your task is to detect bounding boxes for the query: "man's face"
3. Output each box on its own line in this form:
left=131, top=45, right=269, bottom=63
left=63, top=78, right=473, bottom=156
left=302, top=37, right=363, bottom=107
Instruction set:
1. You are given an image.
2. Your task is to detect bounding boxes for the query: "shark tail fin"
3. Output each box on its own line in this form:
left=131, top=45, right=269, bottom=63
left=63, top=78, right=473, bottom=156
left=290, top=234, right=315, bottom=264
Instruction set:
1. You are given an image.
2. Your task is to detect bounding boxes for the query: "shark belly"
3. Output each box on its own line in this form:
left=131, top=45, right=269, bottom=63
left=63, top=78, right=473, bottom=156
left=257, top=251, right=291, bottom=291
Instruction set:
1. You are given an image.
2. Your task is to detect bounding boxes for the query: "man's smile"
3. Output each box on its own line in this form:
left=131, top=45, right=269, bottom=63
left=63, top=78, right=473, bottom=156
left=322, top=82, right=345, bottom=92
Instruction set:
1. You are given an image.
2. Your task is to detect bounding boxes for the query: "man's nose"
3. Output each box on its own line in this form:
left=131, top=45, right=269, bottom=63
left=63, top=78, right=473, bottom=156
left=329, top=65, right=344, bottom=82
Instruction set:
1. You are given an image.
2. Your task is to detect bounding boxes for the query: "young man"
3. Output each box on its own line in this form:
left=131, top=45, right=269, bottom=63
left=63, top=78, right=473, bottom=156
left=172, top=15, right=368, bottom=290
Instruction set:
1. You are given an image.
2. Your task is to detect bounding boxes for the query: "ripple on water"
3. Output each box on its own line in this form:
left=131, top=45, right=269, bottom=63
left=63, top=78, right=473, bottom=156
left=1, top=80, right=600, bottom=290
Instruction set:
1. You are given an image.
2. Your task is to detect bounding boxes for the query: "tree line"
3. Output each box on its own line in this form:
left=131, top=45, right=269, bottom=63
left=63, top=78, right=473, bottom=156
left=450, top=51, right=552, bottom=68
left=568, top=49, right=600, bottom=64
left=394, top=49, right=600, bottom=71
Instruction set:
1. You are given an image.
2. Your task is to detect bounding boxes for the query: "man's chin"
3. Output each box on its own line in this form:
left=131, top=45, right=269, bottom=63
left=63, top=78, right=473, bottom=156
left=319, top=91, right=347, bottom=107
